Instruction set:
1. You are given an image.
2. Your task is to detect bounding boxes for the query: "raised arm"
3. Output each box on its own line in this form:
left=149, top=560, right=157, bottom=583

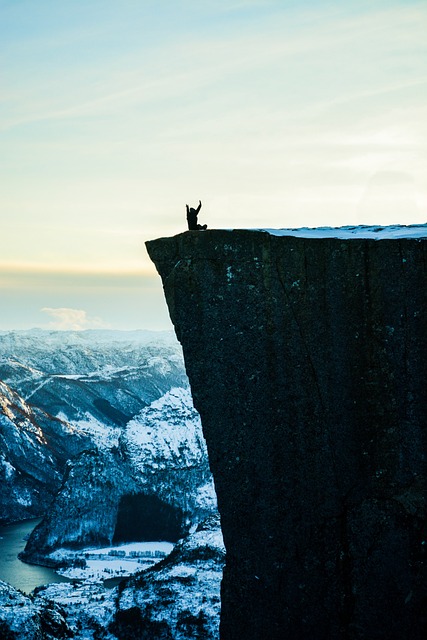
left=195, top=200, right=202, bottom=214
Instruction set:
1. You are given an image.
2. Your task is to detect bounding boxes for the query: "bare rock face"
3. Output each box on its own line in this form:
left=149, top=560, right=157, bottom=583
left=146, top=228, right=427, bottom=640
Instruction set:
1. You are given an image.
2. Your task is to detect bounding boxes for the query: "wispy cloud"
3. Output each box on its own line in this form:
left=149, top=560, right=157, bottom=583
left=3, top=3, right=425, bottom=131
left=41, top=307, right=108, bottom=331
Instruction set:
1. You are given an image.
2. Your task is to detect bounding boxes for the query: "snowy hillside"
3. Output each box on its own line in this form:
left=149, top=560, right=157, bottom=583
left=0, top=380, right=90, bottom=523
left=1, top=515, right=224, bottom=640
left=22, top=386, right=216, bottom=560
left=124, top=387, right=214, bottom=484
left=0, top=329, right=188, bottom=427
left=0, top=329, right=222, bottom=639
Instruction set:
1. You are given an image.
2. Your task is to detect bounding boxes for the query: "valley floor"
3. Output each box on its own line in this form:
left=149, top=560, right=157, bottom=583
left=49, top=540, right=175, bottom=582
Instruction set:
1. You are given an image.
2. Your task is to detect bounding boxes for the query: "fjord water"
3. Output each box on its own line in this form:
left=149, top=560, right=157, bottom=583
left=0, top=518, right=70, bottom=594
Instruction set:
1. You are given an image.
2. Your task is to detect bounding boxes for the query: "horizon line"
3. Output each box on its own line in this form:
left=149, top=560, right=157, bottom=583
left=0, top=263, right=157, bottom=277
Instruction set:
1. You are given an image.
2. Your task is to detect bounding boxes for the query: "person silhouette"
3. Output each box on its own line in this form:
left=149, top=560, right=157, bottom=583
left=186, top=200, right=207, bottom=230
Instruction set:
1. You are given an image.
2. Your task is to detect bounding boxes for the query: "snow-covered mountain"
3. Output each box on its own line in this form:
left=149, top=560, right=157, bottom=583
left=22, top=387, right=215, bottom=562
left=0, top=380, right=90, bottom=524
left=0, top=329, right=188, bottom=427
left=0, top=329, right=215, bottom=561
left=0, top=329, right=193, bottom=526
left=122, top=387, right=216, bottom=514
left=0, top=329, right=221, bottom=638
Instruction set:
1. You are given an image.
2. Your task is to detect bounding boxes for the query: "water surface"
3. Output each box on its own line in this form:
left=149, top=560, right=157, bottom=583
left=0, top=518, right=70, bottom=594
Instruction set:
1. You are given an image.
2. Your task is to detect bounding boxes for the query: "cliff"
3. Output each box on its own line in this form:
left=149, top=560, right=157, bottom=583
left=146, top=226, right=427, bottom=640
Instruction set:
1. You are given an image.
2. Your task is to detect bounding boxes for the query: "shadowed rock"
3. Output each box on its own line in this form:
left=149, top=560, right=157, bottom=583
left=146, top=227, right=427, bottom=640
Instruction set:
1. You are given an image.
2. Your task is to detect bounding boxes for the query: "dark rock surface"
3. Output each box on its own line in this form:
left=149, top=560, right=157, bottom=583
left=146, top=228, right=427, bottom=640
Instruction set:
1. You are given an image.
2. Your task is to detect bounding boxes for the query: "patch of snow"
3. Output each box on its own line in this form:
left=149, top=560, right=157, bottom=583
left=195, top=481, right=218, bottom=511
left=257, top=224, right=427, bottom=239
left=49, top=541, right=174, bottom=582
left=146, top=356, right=173, bottom=375
left=1, top=457, right=15, bottom=479
left=16, top=489, right=32, bottom=506
left=183, top=525, right=225, bottom=555
left=62, top=413, right=121, bottom=449
left=51, top=373, right=83, bottom=380
left=168, top=564, right=197, bottom=578
left=59, top=558, right=152, bottom=582
left=88, top=541, right=174, bottom=555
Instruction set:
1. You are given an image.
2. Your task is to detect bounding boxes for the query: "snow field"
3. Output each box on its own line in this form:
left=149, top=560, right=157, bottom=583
left=49, top=540, right=175, bottom=583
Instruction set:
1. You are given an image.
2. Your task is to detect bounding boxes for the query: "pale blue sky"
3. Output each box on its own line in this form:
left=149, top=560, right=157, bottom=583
left=1, top=0, right=426, bottom=329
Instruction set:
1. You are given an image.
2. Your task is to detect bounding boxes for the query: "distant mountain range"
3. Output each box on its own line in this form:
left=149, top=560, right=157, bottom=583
left=0, top=329, right=222, bottom=638
left=0, top=329, right=188, bottom=427
left=0, top=329, right=194, bottom=526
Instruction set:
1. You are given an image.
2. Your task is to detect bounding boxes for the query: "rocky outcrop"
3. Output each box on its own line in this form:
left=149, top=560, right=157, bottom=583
left=146, top=227, right=427, bottom=640
left=21, top=448, right=132, bottom=561
left=0, top=580, right=72, bottom=640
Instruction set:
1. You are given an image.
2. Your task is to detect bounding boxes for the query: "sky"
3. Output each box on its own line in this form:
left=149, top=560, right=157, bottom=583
left=1, top=0, right=426, bottom=331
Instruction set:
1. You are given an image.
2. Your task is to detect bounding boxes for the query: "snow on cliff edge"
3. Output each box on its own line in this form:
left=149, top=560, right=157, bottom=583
left=258, top=224, right=427, bottom=239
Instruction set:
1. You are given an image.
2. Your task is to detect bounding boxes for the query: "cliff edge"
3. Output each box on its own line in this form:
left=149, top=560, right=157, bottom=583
left=146, top=226, right=427, bottom=639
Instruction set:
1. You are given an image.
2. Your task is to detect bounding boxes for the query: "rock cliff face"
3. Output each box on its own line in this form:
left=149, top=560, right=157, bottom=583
left=146, top=227, right=427, bottom=640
